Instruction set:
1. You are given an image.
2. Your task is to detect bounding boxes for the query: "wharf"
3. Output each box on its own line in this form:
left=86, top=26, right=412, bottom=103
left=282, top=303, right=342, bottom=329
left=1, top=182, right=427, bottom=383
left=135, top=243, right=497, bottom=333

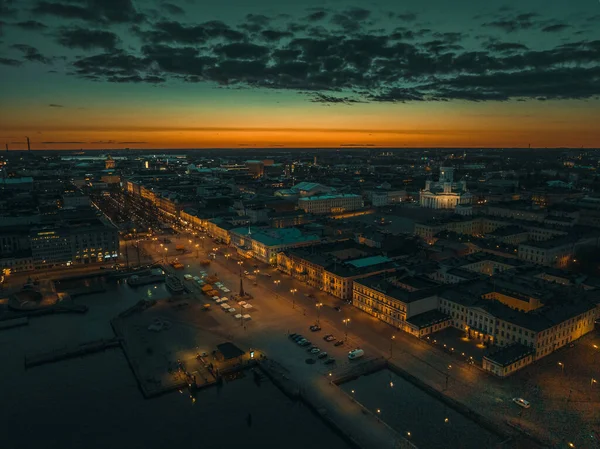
left=24, top=337, right=121, bottom=369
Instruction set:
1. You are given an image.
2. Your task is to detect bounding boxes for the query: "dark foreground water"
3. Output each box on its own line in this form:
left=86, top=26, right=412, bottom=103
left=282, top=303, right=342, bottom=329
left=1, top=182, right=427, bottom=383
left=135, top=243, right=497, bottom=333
left=0, top=279, right=350, bottom=449
left=340, top=370, right=502, bottom=449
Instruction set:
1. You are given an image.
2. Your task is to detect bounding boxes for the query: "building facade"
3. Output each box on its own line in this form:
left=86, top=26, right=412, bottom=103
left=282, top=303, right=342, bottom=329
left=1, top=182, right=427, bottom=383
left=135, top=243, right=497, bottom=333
left=420, top=167, right=472, bottom=209
left=298, top=194, right=364, bottom=215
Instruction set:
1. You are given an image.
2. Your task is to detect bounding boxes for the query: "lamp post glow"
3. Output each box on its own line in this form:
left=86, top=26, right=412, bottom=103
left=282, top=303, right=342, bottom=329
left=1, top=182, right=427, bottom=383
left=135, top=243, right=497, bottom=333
left=390, top=335, right=396, bottom=358
left=343, top=318, right=350, bottom=343
left=290, top=288, right=297, bottom=308
left=558, top=362, right=564, bottom=374
left=315, top=302, right=323, bottom=326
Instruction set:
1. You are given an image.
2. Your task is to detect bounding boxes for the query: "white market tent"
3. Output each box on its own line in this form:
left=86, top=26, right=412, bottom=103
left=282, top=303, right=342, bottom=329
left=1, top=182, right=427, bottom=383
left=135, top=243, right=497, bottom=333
left=237, top=300, right=247, bottom=306
left=220, top=303, right=230, bottom=309
left=234, top=314, right=243, bottom=319
left=242, top=314, right=251, bottom=320
left=228, top=308, right=236, bottom=313
left=242, top=304, right=252, bottom=309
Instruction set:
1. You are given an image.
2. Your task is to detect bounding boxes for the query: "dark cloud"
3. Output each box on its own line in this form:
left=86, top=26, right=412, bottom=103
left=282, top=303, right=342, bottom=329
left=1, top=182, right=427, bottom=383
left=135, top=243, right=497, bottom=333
left=160, top=3, right=184, bottom=15
left=214, top=42, right=269, bottom=59
left=396, top=12, right=417, bottom=22
left=541, top=24, right=570, bottom=33
left=72, top=49, right=150, bottom=81
left=137, top=20, right=245, bottom=44
left=260, top=29, right=293, bottom=42
left=48, top=103, right=64, bottom=107
left=246, top=14, right=271, bottom=27
left=0, top=57, right=22, bottom=66
left=309, top=93, right=364, bottom=104
left=483, top=12, right=539, bottom=32
left=11, top=44, right=52, bottom=64
left=14, top=20, right=48, bottom=30
left=369, top=88, right=425, bottom=102
left=304, top=10, right=327, bottom=22
left=141, top=44, right=216, bottom=77
left=32, top=0, right=144, bottom=24
left=484, top=41, right=529, bottom=53
left=331, top=8, right=371, bottom=33
left=45, top=7, right=599, bottom=105
left=42, top=141, right=86, bottom=144
left=57, top=27, right=119, bottom=50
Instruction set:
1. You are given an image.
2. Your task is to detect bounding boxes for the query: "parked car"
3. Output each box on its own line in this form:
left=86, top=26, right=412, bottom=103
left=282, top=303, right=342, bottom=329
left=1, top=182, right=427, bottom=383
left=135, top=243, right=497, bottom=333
left=333, top=306, right=341, bottom=312
left=348, top=349, right=365, bottom=360
left=310, top=348, right=321, bottom=354
left=289, top=333, right=298, bottom=339
left=293, top=335, right=304, bottom=342
left=324, top=358, right=336, bottom=365
left=334, top=341, right=344, bottom=347
left=512, top=398, right=530, bottom=408
left=297, top=338, right=308, bottom=345
left=299, top=340, right=311, bottom=347
left=309, top=325, right=321, bottom=332
left=324, top=334, right=336, bottom=342
left=317, top=352, right=328, bottom=359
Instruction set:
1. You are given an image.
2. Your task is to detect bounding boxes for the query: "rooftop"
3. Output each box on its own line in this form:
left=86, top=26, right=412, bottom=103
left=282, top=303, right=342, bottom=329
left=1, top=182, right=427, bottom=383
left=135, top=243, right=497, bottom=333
left=483, top=343, right=535, bottom=367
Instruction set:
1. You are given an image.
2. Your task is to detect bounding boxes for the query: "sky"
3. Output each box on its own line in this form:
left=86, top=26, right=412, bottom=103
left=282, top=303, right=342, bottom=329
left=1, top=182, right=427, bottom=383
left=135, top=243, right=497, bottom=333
left=0, top=0, right=599, bottom=150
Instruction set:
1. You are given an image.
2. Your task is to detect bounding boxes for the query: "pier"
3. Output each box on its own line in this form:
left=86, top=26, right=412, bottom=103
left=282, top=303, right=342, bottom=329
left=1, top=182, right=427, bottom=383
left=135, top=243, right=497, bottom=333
left=24, top=338, right=122, bottom=369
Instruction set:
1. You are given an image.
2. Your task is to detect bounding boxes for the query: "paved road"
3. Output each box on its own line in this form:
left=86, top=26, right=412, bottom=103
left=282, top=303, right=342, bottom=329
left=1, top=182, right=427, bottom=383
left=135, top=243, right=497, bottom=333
left=154, top=231, right=599, bottom=448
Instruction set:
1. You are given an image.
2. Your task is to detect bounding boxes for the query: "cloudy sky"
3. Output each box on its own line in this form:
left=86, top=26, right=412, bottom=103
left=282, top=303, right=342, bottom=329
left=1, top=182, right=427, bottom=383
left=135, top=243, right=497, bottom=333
left=0, top=0, right=599, bottom=149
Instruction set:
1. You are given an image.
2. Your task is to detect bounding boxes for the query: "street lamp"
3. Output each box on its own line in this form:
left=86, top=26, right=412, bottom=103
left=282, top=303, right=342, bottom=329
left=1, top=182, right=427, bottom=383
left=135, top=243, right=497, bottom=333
left=390, top=335, right=396, bottom=358
left=164, top=247, right=168, bottom=263
left=290, top=288, right=297, bottom=308
left=343, top=318, right=350, bottom=343
left=195, top=243, right=199, bottom=259
left=558, top=362, right=564, bottom=374
left=274, top=280, right=280, bottom=287
left=592, top=378, right=597, bottom=388
left=315, top=302, right=323, bottom=326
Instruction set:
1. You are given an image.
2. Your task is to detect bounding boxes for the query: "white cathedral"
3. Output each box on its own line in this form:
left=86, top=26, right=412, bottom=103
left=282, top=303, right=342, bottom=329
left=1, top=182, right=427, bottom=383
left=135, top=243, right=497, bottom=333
left=420, top=167, right=472, bottom=209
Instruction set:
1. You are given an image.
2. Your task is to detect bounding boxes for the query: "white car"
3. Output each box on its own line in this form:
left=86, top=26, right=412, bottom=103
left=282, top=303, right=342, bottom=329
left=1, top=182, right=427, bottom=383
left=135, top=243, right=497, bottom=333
left=512, top=398, right=530, bottom=408
left=183, top=274, right=193, bottom=281
left=310, top=348, right=321, bottom=354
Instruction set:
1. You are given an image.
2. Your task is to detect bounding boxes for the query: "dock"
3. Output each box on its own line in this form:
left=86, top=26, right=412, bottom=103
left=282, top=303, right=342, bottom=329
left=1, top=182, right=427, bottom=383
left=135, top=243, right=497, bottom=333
left=24, top=337, right=121, bottom=369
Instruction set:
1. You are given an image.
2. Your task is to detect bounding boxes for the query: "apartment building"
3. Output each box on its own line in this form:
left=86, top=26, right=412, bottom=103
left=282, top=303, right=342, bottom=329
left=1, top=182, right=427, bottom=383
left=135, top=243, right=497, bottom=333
left=230, top=227, right=320, bottom=265
left=278, top=242, right=398, bottom=300
left=30, top=218, right=119, bottom=269
left=298, top=194, right=363, bottom=215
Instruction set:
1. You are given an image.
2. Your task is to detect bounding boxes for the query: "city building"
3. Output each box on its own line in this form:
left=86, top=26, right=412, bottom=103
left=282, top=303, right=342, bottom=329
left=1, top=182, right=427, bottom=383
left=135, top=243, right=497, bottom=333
left=298, top=194, right=364, bottom=215
left=420, top=167, right=472, bottom=209
left=230, top=227, right=320, bottom=265
left=30, top=217, right=119, bottom=269
left=278, top=241, right=399, bottom=300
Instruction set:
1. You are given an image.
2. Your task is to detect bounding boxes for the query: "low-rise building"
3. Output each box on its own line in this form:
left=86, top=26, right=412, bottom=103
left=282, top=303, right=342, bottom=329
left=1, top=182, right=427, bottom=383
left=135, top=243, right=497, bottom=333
left=278, top=242, right=399, bottom=300
left=231, top=227, right=320, bottom=265
left=298, top=194, right=364, bottom=215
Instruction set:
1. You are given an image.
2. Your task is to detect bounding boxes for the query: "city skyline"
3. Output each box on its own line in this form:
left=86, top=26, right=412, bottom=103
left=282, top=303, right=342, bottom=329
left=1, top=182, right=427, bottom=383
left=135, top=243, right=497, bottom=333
left=1, top=0, right=599, bottom=149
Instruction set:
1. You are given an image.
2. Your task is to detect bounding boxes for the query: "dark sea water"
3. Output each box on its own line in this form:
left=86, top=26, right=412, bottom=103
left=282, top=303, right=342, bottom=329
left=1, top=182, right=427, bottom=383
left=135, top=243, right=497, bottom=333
left=0, top=280, right=350, bottom=449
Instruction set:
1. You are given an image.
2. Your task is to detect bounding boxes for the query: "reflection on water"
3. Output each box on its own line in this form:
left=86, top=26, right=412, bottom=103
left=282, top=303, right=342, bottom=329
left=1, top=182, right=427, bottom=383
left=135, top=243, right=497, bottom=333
left=340, top=370, right=501, bottom=449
